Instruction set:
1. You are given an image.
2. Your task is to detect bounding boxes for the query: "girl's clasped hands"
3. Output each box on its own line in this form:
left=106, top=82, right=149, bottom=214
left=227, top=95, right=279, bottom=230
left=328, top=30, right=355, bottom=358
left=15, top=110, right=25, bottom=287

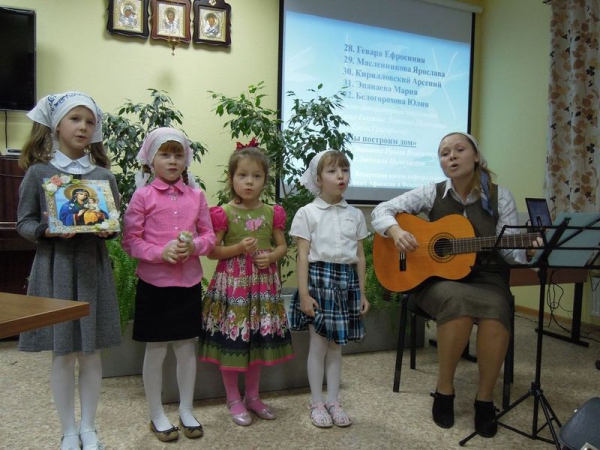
left=162, top=238, right=195, bottom=264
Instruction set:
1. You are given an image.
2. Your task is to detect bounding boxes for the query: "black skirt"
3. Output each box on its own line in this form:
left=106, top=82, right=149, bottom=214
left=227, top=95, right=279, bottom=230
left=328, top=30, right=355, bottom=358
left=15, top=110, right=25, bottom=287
left=132, top=279, right=203, bottom=342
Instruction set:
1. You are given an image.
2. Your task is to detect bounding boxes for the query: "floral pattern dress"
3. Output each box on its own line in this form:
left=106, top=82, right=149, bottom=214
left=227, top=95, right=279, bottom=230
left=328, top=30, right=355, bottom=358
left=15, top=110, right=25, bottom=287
left=198, top=203, right=294, bottom=371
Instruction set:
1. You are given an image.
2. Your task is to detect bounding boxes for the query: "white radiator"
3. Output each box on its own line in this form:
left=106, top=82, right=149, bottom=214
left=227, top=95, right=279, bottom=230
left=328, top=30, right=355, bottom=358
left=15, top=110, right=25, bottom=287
left=591, top=276, right=600, bottom=317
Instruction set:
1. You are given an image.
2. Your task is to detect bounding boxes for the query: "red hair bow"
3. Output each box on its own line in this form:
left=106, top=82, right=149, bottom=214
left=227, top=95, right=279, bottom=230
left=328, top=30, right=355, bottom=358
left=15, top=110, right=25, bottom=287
left=235, top=137, right=260, bottom=150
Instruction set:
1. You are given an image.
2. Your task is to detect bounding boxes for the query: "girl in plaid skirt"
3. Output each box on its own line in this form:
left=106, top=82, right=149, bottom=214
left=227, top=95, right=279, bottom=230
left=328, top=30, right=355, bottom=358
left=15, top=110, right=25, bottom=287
left=288, top=150, right=370, bottom=428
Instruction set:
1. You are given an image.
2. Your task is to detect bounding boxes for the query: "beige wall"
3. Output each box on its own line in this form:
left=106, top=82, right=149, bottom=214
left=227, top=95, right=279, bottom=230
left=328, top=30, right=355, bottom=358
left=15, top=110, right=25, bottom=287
left=2, top=0, right=280, bottom=205
left=475, top=0, right=597, bottom=326
left=1, top=0, right=280, bottom=282
left=3, top=0, right=597, bottom=325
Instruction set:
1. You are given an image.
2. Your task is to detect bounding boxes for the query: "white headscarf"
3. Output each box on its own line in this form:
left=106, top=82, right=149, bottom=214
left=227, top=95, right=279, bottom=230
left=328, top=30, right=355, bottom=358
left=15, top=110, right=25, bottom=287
left=440, top=131, right=487, bottom=168
left=134, top=127, right=197, bottom=189
left=27, top=92, right=103, bottom=146
left=440, top=131, right=493, bottom=216
left=299, top=149, right=336, bottom=196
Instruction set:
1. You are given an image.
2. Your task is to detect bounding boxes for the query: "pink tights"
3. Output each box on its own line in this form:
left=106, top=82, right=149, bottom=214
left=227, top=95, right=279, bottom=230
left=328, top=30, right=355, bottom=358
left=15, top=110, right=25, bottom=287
left=221, top=365, right=267, bottom=414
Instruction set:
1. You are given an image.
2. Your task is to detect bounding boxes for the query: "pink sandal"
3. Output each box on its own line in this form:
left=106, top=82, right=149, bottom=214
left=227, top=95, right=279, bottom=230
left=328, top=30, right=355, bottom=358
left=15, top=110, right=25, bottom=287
left=227, top=399, right=252, bottom=426
left=309, top=402, right=333, bottom=428
left=245, top=396, right=276, bottom=420
left=326, top=402, right=352, bottom=427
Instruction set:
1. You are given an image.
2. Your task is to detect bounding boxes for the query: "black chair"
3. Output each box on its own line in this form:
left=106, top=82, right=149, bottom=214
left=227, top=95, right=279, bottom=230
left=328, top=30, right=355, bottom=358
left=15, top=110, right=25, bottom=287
left=393, top=294, right=515, bottom=410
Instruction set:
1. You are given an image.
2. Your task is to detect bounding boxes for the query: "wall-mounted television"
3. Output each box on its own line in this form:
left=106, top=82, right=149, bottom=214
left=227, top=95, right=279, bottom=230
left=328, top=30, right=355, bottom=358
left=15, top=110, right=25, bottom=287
left=0, top=7, right=36, bottom=111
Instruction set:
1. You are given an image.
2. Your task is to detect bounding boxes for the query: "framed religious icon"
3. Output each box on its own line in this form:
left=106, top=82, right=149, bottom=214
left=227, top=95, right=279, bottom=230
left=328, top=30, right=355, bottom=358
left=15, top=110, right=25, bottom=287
left=43, top=176, right=120, bottom=234
left=193, top=0, right=231, bottom=46
left=106, top=0, right=149, bottom=38
left=151, top=0, right=191, bottom=43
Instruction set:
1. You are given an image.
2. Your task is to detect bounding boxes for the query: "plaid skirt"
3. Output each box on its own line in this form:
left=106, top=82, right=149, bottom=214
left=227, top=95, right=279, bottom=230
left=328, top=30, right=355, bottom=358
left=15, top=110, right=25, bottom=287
left=288, top=261, right=365, bottom=345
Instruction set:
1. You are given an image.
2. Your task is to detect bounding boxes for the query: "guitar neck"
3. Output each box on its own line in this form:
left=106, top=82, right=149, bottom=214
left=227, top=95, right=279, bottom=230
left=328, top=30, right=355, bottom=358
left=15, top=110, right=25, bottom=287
left=452, top=232, right=539, bottom=255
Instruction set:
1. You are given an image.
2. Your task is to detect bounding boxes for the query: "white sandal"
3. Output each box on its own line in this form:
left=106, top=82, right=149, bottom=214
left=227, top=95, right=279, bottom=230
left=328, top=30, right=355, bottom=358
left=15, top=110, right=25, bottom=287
left=326, top=402, right=352, bottom=427
left=309, top=402, right=333, bottom=428
left=80, top=429, right=106, bottom=450
left=60, top=432, right=81, bottom=450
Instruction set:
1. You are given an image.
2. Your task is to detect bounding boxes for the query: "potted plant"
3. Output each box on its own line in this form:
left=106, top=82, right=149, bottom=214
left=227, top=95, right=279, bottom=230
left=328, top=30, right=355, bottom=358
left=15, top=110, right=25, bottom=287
left=209, top=81, right=352, bottom=281
left=103, top=88, right=208, bottom=328
left=208, top=82, right=420, bottom=356
left=343, top=232, right=425, bottom=354
left=104, top=88, right=208, bottom=217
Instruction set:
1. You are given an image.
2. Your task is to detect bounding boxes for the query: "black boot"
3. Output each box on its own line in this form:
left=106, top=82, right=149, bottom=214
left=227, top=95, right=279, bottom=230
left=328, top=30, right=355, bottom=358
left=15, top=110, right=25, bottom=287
left=474, top=400, right=498, bottom=438
left=431, top=391, right=455, bottom=428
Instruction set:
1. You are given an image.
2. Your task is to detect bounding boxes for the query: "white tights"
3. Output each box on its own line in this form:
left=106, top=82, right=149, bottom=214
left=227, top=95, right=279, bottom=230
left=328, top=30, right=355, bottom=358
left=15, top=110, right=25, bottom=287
left=51, top=351, right=102, bottom=449
left=143, top=339, right=199, bottom=431
left=307, top=325, right=342, bottom=404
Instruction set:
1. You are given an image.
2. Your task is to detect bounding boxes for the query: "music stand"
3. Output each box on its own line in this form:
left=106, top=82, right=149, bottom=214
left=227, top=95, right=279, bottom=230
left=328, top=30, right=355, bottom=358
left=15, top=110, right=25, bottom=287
left=459, top=216, right=600, bottom=448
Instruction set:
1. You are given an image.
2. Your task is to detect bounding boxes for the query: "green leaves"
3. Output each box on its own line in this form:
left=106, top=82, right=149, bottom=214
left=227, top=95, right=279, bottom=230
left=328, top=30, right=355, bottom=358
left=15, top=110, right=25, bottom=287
left=102, top=88, right=208, bottom=327
left=362, top=233, right=400, bottom=309
left=209, top=82, right=353, bottom=283
left=103, top=88, right=208, bottom=216
left=106, top=239, right=138, bottom=332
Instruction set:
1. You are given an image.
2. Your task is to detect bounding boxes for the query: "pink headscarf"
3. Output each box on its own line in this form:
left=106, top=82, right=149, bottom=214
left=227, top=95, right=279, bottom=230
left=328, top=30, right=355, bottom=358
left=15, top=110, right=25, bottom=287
left=134, top=127, right=196, bottom=189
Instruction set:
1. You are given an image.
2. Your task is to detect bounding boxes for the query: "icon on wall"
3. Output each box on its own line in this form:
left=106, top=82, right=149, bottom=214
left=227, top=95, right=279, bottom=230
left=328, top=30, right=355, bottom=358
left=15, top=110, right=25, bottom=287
left=107, top=0, right=150, bottom=38
left=193, top=0, right=231, bottom=46
left=150, top=0, right=191, bottom=43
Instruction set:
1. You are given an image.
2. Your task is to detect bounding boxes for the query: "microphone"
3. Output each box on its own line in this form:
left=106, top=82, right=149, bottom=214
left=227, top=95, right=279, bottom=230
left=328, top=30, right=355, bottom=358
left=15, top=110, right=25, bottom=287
left=399, top=252, right=407, bottom=271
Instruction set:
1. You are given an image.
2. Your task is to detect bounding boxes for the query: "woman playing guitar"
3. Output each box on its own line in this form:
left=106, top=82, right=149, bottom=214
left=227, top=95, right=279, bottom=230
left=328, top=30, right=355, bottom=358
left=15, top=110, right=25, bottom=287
left=371, top=132, right=540, bottom=438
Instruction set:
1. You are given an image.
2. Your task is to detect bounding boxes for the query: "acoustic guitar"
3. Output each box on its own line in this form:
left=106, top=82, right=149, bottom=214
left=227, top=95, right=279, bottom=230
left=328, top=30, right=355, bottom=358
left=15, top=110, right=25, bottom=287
left=373, top=213, right=540, bottom=292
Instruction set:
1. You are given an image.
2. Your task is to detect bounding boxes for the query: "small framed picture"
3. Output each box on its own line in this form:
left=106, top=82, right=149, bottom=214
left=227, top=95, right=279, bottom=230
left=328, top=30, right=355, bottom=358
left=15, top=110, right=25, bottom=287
left=44, top=177, right=120, bottom=234
left=193, top=0, right=231, bottom=46
left=151, top=0, right=191, bottom=43
left=107, top=0, right=149, bottom=38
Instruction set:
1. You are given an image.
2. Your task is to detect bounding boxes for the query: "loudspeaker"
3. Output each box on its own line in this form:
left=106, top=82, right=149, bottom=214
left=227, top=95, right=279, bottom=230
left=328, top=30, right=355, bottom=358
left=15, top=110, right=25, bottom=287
left=559, top=397, right=600, bottom=450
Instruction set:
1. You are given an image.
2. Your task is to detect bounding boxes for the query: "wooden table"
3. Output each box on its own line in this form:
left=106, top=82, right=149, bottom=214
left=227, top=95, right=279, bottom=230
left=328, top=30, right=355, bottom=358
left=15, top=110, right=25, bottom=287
left=510, top=267, right=588, bottom=347
left=0, top=292, right=89, bottom=339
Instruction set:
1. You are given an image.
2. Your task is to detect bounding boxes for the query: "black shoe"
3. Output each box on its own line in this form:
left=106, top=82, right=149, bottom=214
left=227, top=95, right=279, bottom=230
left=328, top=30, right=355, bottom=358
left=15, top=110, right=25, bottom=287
left=149, top=421, right=179, bottom=442
left=474, top=400, right=498, bottom=438
left=431, top=391, right=455, bottom=428
left=179, top=417, right=204, bottom=439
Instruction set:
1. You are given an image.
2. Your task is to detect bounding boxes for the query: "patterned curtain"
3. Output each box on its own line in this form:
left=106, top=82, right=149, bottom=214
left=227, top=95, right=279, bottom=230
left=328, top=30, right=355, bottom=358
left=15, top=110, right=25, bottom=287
left=545, top=0, right=600, bottom=214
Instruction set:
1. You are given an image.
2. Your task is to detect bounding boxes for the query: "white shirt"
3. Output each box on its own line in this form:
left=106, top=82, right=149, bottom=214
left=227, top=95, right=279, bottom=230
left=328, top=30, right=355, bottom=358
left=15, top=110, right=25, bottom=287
left=371, top=180, right=527, bottom=264
left=290, top=197, right=369, bottom=264
left=50, top=150, right=95, bottom=175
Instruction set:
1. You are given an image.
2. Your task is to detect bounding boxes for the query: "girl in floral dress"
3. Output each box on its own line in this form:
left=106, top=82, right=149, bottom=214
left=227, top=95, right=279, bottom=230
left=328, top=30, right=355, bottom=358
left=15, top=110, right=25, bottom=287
left=198, top=143, right=294, bottom=426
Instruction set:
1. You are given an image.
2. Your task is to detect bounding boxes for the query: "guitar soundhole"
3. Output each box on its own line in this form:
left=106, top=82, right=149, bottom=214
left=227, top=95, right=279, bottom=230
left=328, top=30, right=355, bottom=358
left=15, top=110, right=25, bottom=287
left=430, top=235, right=454, bottom=263
left=434, top=238, right=452, bottom=257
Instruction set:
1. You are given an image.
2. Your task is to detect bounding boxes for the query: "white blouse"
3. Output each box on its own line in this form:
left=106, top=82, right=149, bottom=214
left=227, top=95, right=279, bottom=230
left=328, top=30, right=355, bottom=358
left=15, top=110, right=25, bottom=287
left=50, top=150, right=95, bottom=175
left=291, top=197, right=369, bottom=264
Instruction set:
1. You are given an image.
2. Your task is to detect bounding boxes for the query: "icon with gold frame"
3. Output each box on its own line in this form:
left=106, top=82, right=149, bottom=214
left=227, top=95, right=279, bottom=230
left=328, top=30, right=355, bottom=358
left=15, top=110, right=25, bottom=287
left=107, top=0, right=149, bottom=38
left=193, top=0, right=231, bottom=46
left=44, top=178, right=120, bottom=234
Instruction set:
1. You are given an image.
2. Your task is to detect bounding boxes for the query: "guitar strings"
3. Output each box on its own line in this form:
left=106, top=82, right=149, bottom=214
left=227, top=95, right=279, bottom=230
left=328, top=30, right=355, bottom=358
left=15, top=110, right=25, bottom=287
left=395, top=235, right=538, bottom=258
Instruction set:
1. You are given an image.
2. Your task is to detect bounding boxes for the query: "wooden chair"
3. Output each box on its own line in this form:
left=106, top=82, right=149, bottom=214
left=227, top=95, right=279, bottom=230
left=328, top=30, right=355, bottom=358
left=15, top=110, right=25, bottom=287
left=393, top=294, right=515, bottom=410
